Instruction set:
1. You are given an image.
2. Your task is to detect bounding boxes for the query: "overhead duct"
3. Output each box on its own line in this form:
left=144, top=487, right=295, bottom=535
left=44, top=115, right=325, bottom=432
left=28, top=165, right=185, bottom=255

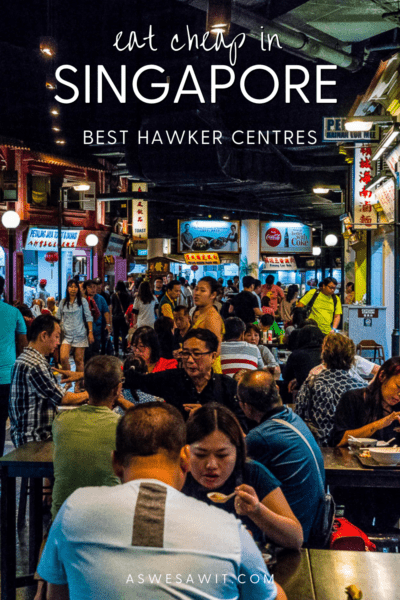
left=177, top=0, right=362, bottom=71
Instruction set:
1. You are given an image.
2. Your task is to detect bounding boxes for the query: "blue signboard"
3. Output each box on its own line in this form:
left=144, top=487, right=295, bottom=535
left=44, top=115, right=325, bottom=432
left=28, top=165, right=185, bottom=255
left=178, top=220, right=240, bottom=253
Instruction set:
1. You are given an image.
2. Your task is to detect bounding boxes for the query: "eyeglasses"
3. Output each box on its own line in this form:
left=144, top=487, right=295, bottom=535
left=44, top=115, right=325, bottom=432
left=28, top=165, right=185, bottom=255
left=181, top=350, right=213, bottom=361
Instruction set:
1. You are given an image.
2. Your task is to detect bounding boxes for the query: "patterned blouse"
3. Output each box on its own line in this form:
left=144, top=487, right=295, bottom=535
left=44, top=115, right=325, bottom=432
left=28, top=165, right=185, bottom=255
left=295, top=369, right=365, bottom=446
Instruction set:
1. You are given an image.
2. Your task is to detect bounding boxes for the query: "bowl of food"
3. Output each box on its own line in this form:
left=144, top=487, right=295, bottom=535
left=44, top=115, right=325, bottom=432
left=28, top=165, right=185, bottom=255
left=369, top=447, right=400, bottom=465
left=348, top=437, right=378, bottom=448
left=210, top=237, right=227, bottom=250
left=192, top=236, right=210, bottom=251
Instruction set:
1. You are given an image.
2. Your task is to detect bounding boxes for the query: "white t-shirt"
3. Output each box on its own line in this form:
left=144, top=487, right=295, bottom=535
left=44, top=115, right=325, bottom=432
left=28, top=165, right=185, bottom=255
left=38, top=479, right=277, bottom=600
left=133, top=297, right=157, bottom=328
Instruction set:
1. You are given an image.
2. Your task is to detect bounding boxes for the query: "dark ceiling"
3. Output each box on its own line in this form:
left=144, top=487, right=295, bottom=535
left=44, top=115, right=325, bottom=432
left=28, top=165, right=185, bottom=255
left=0, top=0, right=398, bottom=236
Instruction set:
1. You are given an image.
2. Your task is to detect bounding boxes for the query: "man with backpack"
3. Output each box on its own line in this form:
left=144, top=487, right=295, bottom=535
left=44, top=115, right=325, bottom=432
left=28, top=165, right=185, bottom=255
left=297, top=277, right=342, bottom=335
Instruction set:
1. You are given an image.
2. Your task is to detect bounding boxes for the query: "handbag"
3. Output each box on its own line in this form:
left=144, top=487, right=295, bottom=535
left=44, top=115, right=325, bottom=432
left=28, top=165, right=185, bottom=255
left=273, top=418, right=335, bottom=548
left=330, top=518, right=376, bottom=551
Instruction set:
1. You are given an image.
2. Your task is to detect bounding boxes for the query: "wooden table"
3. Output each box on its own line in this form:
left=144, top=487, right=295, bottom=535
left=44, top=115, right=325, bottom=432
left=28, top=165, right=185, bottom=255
left=322, top=447, right=400, bottom=488
left=0, top=441, right=54, bottom=600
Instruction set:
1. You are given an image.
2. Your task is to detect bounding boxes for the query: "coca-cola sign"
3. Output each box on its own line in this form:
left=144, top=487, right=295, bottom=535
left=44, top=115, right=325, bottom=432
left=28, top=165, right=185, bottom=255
left=260, top=222, right=312, bottom=254
left=265, top=228, right=281, bottom=247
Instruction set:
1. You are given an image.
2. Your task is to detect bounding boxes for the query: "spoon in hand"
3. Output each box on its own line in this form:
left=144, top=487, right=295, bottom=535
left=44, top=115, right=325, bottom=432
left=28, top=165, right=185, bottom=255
left=207, top=491, right=236, bottom=504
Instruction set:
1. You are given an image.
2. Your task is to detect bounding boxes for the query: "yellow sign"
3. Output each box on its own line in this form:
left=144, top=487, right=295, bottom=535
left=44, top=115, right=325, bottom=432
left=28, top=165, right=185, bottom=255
left=184, top=253, right=220, bottom=265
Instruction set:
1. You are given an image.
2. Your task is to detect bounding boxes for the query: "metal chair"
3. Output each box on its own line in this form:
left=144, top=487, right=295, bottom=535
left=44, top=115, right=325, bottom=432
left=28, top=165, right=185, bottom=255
left=356, top=340, right=385, bottom=365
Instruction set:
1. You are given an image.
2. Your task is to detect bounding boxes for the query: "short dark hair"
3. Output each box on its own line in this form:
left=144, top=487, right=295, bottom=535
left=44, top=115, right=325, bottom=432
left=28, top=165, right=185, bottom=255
left=322, top=277, right=337, bottom=287
left=260, top=314, right=274, bottom=327
left=154, top=276, right=163, bottom=282
left=253, top=279, right=261, bottom=288
left=186, top=403, right=246, bottom=480
left=296, top=325, right=325, bottom=349
left=115, top=403, right=186, bottom=465
left=84, top=356, right=123, bottom=402
left=224, top=317, right=246, bottom=341
left=167, top=279, right=181, bottom=291
left=242, top=276, right=254, bottom=288
left=132, top=326, right=161, bottom=364
left=174, top=305, right=190, bottom=316
left=346, top=282, right=355, bottom=292
left=82, top=279, right=96, bottom=290
left=183, top=328, right=219, bottom=353
left=28, top=314, right=59, bottom=342
left=266, top=275, right=275, bottom=285
left=238, top=370, right=281, bottom=412
left=0, top=275, right=5, bottom=295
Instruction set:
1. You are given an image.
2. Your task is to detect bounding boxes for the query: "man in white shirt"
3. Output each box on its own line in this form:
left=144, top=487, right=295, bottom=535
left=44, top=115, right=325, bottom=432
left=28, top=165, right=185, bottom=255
left=38, top=402, right=284, bottom=600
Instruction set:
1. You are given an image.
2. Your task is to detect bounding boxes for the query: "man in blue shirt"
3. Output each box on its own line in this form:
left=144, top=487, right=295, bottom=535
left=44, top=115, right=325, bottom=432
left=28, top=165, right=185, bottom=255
left=0, top=276, right=27, bottom=455
left=238, top=370, right=325, bottom=543
left=85, top=280, right=111, bottom=354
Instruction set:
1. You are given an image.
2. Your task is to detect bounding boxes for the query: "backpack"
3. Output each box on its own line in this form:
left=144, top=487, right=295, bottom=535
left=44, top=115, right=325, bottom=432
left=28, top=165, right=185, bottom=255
left=301, top=290, right=337, bottom=325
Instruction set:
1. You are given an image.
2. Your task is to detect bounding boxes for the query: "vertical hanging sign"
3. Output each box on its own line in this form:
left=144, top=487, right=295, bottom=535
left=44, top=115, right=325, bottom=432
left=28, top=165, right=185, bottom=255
left=131, top=183, right=148, bottom=240
left=353, top=145, right=378, bottom=229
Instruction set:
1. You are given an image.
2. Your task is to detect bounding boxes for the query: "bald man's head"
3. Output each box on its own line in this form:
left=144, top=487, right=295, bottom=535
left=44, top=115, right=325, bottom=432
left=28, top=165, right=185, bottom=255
left=237, top=370, right=281, bottom=413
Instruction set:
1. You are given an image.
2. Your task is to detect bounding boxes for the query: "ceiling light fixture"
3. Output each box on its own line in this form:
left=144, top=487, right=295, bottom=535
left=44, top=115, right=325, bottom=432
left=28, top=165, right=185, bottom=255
left=344, top=115, right=394, bottom=132
left=372, top=124, right=400, bottom=162
left=206, top=0, right=231, bottom=35
left=365, top=172, right=392, bottom=192
left=313, top=187, right=330, bottom=194
left=312, top=246, right=321, bottom=256
left=325, top=234, right=338, bottom=247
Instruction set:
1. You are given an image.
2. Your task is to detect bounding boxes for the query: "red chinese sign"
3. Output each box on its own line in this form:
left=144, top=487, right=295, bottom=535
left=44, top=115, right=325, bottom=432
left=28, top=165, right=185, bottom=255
left=353, top=145, right=377, bottom=229
left=184, top=252, right=220, bottom=265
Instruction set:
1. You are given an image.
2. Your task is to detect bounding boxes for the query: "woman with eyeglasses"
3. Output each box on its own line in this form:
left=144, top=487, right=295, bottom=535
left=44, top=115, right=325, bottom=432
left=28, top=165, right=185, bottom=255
left=182, top=403, right=303, bottom=549
left=131, top=326, right=177, bottom=373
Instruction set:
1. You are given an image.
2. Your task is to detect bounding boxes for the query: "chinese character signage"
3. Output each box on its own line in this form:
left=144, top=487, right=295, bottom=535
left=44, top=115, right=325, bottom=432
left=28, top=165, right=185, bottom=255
left=260, top=222, right=312, bottom=254
left=184, top=252, right=220, bottom=265
left=132, top=183, right=148, bottom=241
left=262, top=256, right=297, bottom=270
left=353, top=145, right=377, bottom=229
left=385, top=144, right=400, bottom=175
left=25, top=227, right=79, bottom=250
left=375, top=178, right=395, bottom=223
left=106, top=233, right=125, bottom=256
left=323, top=118, right=379, bottom=143
left=178, top=221, right=240, bottom=253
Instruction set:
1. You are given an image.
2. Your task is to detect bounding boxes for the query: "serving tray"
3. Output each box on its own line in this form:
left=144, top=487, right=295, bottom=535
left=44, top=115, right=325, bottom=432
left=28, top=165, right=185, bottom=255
left=355, top=452, right=400, bottom=469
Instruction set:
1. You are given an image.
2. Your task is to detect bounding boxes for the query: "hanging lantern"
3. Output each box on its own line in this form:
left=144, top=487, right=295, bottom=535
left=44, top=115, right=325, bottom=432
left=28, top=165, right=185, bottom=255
left=191, top=265, right=199, bottom=271
left=45, top=252, right=59, bottom=267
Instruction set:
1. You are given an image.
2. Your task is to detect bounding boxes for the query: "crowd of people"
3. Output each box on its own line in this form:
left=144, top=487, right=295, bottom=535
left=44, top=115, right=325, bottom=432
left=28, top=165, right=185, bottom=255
left=1, top=270, right=400, bottom=600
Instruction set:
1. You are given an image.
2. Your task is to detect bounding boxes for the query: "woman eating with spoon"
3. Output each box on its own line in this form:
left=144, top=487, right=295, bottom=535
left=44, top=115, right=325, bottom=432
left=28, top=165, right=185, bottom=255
left=182, top=403, right=303, bottom=549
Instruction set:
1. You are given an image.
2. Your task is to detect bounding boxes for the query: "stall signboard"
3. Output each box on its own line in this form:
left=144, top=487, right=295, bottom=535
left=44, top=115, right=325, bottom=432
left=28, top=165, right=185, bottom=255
left=137, top=249, right=148, bottom=257
left=353, top=145, right=378, bottom=229
left=25, top=227, right=79, bottom=250
left=323, top=118, right=379, bottom=143
left=260, top=222, right=311, bottom=254
left=105, top=233, right=125, bottom=256
left=385, top=144, right=400, bottom=175
left=178, top=220, right=240, bottom=253
left=263, top=256, right=297, bottom=270
left=132, top=183, right=148, bottom=241
left=184, top=252, right=220, bottom=265
left=375, top=179, right=395, bottom=223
